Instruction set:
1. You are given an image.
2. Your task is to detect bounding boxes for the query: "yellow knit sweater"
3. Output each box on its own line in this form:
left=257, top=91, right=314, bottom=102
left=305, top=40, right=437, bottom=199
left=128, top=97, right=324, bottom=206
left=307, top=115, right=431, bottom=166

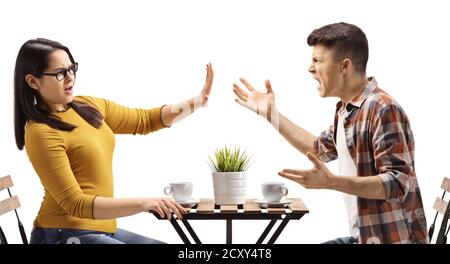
left=25, top=96, right=166, bottom=233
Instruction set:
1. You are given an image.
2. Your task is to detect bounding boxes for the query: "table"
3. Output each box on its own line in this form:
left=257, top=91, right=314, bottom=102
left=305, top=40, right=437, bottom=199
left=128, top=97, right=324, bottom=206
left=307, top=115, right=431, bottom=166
left=151, top=198, right=309, bottom=244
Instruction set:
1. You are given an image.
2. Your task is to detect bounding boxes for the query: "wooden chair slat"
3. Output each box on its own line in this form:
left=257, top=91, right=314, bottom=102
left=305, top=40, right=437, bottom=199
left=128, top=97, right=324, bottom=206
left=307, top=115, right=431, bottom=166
left=0, top=196, right=20, bottom=216
left=0, top=175, right=13, bottom=191
left=433, top=197, right=448, bottom=215
left=441, top=177, right=450, bottom=192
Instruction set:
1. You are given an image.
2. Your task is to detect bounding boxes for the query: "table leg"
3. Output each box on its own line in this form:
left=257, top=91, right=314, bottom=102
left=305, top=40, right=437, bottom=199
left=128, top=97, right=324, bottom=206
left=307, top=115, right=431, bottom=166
left=256, top=220, right=277, bottom=244
left=226, top=219, right=232, bottom=244
left=181, top=219, right=202, bottom=244
left=170, top=217, right=191, bottom=244
left=267, top=215, right=291, bottom=244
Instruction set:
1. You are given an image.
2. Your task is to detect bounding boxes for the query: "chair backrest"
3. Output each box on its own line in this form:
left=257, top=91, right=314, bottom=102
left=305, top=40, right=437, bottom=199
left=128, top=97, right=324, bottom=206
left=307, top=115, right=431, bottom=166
left=0, top=175, right=28, bottom=244
left=429, top=177, right=450, bottom=244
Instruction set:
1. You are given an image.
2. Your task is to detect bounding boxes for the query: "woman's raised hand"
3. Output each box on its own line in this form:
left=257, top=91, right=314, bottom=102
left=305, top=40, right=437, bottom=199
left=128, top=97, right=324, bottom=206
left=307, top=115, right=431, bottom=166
left=199, top=63, right=214, bottom=107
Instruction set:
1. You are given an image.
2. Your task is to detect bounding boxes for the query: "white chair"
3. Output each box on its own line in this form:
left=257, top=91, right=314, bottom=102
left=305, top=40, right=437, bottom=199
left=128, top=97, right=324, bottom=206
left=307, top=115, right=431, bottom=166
left=0, top=175, right=28, bottom=244
left=429, top=177, right=450, bottom=244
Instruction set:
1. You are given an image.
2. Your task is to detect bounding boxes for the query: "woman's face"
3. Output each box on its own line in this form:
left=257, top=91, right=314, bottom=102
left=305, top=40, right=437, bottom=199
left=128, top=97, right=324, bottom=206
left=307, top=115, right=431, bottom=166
left=29, top=49, right=76, bottom=112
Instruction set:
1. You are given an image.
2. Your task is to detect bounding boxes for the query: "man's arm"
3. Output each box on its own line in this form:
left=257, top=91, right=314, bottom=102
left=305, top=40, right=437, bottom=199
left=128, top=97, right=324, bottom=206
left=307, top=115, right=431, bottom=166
left=271, top=109, right=317, bottom=156
left=330, top=174, right=386, bottom=199
left=279, top=152, right=387, bottom=200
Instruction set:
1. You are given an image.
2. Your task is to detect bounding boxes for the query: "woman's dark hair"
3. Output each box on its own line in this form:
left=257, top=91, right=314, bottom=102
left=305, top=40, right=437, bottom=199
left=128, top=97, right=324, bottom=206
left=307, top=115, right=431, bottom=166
left=307, top=22, right=369, bottom=73
left=14, top=38, right=103, bottom=150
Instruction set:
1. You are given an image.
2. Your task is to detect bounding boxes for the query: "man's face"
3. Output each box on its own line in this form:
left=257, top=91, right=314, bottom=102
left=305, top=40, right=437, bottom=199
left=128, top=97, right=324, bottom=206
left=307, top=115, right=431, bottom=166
left=308, top=45, right=342, bottom=98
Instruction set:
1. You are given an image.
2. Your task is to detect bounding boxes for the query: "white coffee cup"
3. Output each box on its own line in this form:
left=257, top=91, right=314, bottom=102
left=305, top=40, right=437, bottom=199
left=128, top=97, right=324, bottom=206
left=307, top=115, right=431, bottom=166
left=261, top=182, right=288, bottom=202
left=163, top=182, right=193, bottom=202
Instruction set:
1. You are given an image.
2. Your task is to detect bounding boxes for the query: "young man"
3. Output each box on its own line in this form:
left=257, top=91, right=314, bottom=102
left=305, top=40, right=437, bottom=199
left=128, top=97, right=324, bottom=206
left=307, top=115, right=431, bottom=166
left=232, top=22, right=427, bottom=244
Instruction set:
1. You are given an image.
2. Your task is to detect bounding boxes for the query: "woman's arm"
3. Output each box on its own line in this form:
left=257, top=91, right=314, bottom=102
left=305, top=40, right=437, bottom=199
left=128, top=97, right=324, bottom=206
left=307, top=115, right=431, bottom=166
left=25, top=123, right=186, bottom=220
left=161, top=63, right=213, bottom=126
left=93, top=196, right=186, bottom=220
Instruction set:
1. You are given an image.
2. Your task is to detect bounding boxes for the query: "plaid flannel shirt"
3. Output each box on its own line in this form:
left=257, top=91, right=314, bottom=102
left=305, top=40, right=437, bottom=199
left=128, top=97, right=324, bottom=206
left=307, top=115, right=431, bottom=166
left=314, top=77, right=428, bottom=244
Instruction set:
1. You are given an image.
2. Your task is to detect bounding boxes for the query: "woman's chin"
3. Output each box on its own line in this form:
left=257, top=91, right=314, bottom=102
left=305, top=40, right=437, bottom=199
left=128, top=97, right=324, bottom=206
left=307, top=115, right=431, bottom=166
left=64, top=94, right=75, bottom=103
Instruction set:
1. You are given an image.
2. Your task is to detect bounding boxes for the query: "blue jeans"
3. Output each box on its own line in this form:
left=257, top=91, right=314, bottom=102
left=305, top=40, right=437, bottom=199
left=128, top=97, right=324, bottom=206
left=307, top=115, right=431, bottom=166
left=30, top=227, right=166, bottom=244
left=322, top=236, right=358, bottom=244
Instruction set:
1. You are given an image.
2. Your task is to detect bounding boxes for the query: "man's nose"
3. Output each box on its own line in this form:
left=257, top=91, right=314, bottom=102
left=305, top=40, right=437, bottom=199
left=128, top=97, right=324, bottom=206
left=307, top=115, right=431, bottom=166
left=308, top=62, right=315, bottom=73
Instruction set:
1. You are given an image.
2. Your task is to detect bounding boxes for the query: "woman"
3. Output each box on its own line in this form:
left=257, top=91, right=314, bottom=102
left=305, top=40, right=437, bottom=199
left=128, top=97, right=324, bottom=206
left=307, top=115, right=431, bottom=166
left=14, top=38, right=214, bottom=244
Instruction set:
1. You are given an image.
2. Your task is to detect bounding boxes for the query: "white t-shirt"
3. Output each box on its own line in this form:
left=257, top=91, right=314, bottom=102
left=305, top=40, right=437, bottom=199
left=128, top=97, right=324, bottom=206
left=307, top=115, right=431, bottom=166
left=336, top=108, right=360, bottom=239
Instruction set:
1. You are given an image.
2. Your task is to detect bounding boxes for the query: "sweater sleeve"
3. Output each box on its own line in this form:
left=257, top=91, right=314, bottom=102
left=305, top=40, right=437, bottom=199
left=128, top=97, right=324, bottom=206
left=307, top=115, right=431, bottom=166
left=25, top=124, right=96, bottom=219
left=76, top=96, right=166, bottom=134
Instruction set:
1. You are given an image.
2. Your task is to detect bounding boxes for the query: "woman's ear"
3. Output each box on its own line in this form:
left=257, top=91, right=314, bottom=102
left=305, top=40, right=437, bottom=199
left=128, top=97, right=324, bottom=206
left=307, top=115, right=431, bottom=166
left=25, top=74, right=40, bottom=90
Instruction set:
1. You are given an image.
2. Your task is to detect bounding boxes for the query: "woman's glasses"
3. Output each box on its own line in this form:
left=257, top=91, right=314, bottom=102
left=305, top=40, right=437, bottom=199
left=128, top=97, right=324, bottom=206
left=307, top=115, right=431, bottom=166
left=37, top=62, right=78, bottom=81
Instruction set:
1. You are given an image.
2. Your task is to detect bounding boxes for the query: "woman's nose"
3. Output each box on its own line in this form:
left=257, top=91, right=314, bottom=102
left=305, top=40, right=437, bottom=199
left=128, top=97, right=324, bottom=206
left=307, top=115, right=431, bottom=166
left=65, top=71, right=75, bottom=82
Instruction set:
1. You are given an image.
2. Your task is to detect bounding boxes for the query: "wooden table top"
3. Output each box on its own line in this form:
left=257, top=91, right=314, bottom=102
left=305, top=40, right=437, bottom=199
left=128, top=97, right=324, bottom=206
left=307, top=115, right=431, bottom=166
left=152, top=198, right=309, bottom=220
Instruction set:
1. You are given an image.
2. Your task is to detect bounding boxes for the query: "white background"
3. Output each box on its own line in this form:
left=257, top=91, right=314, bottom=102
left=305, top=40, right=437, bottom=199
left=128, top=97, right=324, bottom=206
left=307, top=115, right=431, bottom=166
left=1, top=0, right=449, bottom=244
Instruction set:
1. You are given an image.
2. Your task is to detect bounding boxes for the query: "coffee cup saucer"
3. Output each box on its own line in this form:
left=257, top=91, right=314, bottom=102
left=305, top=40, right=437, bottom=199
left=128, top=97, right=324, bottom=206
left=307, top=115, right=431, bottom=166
left=254, top=198, right=291, bottom=208
left=175, top=198, right=200, bottom=208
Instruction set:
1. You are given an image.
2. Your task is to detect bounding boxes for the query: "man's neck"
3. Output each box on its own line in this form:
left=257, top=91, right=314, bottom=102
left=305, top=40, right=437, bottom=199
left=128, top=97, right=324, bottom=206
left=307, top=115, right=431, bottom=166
left=340, top=75, right=368, bottom=105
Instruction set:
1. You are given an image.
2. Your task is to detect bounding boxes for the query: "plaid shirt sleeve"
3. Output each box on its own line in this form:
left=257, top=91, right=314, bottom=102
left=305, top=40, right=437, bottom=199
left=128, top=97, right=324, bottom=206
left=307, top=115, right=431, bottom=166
left=372, top=104, right=415, bottom=203
left=314, top=125, right=338, bottom=163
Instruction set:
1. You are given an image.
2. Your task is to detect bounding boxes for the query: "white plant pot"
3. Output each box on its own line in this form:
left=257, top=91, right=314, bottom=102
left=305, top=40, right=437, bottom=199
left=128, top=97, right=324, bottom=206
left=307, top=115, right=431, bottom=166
left=212, top=172, right=247, bottom=205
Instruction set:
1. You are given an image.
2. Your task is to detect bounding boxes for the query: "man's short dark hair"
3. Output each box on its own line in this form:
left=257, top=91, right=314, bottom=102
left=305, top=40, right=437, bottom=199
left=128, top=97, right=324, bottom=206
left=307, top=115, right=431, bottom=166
left=307, top=22, right=369, bottom=73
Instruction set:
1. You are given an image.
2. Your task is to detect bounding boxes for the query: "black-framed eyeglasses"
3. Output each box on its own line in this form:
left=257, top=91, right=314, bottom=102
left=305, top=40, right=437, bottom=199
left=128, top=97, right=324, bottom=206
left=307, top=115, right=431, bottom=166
left=36, top=62, right=78, bottom=81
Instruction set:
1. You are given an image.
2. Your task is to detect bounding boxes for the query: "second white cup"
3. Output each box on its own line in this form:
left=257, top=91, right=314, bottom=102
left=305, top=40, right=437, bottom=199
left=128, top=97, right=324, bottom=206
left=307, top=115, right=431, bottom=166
left=261, top=182, right=288, bottom=202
